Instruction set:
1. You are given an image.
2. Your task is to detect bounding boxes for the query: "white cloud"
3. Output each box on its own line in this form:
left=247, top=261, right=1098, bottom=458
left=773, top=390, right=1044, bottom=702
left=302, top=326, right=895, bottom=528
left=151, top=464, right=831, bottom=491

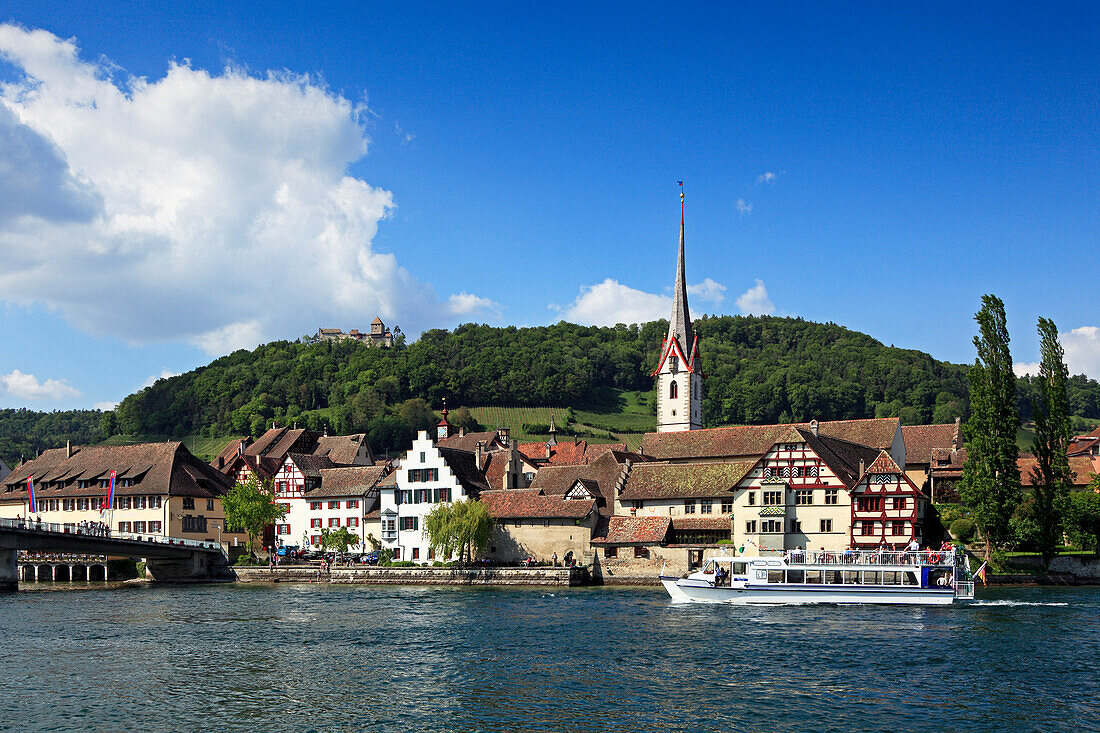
left=558, top=278, right=727, bottom=326
left=757, top=172, right=777, bottom=184
left=94, top=400, right=119, bottom=411
left=1, top=369, right=80, bottom=400
left=0, top=25, right=489, bottom=355
left=687, top=278, right=726, bottom=306
left=141, top=368, right=181, bottom=389
left=1062, top=326, right=1100, bottom=380
left=1014, top=326, right=1100, bottom=380
left=1013, top=362, right=1041, bottom=378
left=735, top=279, right=775, bottom=315
left=735, top=198, right=753, bottom=215
left=447, top=292, right=503, bottom=320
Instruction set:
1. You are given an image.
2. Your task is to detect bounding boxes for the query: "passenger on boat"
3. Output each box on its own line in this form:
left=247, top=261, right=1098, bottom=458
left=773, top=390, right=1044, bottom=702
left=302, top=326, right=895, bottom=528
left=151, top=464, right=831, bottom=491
left=790, top=546, right=805, bottom=563
left=714, top=564, right=727, bottom=587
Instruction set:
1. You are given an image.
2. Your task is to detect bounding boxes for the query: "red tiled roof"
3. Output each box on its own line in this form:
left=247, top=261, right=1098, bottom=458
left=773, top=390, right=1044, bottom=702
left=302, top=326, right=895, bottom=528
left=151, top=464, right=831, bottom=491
left=671, top=516, right=732, bottom=531
left=641, top=418, right=900, bottom=461
left=479, top=489, right=596, bottom=519
left=313, top=434, right=368, bottom=465
left=618, top=461, right=755, bottom=501
left=901, top=422, right=961, bottom=465
left=592, top=516, right=670, bottom=545
left=437, top=431, right=505, bottom=453
left=311, top=465, right=390, bottom=498
left=1018, top=455, right=1096, bottom=488
left=528, top=452, right=629, bottom=516
left=3, top=442, right=233, bottom=500
left=865, top=451, right=902, bottom=474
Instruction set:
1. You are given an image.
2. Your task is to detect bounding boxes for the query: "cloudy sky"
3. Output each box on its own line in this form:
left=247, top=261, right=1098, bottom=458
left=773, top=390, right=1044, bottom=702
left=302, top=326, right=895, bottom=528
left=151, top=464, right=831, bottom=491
left=1, top=2, right=1098, bottom=410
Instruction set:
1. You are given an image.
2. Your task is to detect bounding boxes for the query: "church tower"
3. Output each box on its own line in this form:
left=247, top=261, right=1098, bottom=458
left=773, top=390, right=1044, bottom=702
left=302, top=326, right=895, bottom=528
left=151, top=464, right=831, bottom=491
left=653, top=187, right=703, bottom=432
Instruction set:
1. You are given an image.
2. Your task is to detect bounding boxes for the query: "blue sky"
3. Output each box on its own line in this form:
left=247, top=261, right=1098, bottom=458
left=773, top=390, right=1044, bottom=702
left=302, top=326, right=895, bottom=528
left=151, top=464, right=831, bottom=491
left=1, top=2, right=1098, bottom=410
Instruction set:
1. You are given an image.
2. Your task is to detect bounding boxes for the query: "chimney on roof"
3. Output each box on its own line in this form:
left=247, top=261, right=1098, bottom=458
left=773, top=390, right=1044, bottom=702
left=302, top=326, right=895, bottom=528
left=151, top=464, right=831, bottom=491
left=66, top=440, right=73, bottom=459
left=272, top=421, right=277, bottom=429
left=953, top=417, right=961, bottom=449
left=459, top=426, right=467, bottom=438
left=858, top=458, right=865, bottom=477
left=810, top=419, right=819, bottom=437
left=217, top=456, right=224, bottom=469
left=475, top=440, right=484, bottom=469
left=238, top=441, right=244, bottom=456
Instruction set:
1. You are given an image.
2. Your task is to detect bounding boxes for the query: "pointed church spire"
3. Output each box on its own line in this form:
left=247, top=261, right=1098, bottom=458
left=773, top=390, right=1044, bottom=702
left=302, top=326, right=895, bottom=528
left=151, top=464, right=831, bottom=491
left=666, top=183, right=693, bottom=359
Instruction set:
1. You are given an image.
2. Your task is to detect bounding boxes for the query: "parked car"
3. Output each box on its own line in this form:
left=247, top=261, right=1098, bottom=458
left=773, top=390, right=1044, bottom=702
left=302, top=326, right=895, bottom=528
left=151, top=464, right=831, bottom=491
left=363, top=550, right=380, bottom=565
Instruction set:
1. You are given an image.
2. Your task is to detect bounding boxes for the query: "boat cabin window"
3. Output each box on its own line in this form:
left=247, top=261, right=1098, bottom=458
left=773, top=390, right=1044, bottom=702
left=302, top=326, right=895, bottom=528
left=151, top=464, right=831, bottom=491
left=768, top=569, right=784, bottom=583
left=863, top=571, right=881, bottom=584
left=804, top=570, right=823, bottom=584
left=786, top=569, right=804, bottom=583
left=843, top=571, right=860, bottom=584
left=825, top=570, right=842, bottom=585
left=732, top=562, right=747, bottom=575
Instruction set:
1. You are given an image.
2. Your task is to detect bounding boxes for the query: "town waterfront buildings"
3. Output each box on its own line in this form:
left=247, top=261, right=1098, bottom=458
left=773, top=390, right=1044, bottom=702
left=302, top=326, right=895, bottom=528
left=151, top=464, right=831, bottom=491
left=0, top=441, right=240, bottom=545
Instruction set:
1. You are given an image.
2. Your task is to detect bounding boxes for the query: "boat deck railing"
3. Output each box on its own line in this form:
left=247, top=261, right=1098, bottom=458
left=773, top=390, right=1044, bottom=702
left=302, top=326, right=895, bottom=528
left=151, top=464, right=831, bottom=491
left=781, top=549, right=958, bottom=567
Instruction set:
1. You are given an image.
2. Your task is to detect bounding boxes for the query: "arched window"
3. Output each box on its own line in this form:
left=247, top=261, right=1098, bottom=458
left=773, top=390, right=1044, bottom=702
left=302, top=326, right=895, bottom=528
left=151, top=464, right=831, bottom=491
left=669, top=380, right=678, bottom=399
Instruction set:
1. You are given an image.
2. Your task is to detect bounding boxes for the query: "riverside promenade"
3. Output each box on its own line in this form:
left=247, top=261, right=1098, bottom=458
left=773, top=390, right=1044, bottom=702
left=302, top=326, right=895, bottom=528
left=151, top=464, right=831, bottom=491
left=233, top=564, right=587, bottom=586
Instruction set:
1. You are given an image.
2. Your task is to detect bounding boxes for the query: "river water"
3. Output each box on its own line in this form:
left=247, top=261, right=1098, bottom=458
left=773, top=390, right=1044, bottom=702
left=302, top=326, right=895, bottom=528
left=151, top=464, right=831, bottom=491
left=0, top=582, right=1096, bottom=732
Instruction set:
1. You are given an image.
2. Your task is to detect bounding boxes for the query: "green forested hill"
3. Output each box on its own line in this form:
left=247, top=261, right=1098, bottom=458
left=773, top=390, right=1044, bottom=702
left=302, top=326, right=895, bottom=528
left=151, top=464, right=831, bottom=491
left=4, top=315, right=1099, bottom=465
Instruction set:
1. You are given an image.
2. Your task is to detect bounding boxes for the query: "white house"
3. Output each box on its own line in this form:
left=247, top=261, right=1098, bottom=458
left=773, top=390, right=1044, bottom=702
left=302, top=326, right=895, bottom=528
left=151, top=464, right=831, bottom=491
left=300, top=465, right=390, bottom=552
left=378, top=431, right=489, bottom=562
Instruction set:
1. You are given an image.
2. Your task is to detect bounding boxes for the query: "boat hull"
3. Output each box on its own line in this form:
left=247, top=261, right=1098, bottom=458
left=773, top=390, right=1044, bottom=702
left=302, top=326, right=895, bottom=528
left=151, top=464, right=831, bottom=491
left=661, top=578, right=957, bottom=605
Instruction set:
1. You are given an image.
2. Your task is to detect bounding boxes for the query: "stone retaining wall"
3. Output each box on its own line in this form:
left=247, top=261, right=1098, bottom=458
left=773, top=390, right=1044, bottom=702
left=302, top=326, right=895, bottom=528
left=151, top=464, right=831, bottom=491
left=233, top=565, right=584, bottom=586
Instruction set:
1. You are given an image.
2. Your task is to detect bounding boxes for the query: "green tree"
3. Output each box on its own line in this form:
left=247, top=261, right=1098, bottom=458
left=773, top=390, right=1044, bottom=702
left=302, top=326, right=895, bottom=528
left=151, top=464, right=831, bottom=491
left=221, top=475, right=287, bottom=556
left=423, top=500, right=494, bottom=563
left=1064, top=482, right=1100, bottom=555
left=959, top=295, right=1021, bottom=560
left=319, top=526, right=360, bottom=555
left=1028, top=317, right=1075, bottom=566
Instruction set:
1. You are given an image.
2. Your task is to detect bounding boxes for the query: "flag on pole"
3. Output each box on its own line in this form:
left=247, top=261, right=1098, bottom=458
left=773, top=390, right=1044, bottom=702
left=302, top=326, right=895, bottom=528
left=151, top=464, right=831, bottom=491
left=27, top=476, right=36, bottom=514
left=973, top=562, right=988, bottom=585
left=104, top=470, right=117, bottom=513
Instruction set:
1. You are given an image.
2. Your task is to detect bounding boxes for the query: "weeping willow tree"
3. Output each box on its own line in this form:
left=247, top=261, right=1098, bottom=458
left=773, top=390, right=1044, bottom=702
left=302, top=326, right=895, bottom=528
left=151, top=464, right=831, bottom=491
left=423, top=500, right=494, bottom=563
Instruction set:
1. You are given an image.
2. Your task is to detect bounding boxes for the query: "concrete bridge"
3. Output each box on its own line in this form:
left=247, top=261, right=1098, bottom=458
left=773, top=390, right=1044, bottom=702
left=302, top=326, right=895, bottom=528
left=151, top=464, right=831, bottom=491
left=0, top=518, right=227, bottom=589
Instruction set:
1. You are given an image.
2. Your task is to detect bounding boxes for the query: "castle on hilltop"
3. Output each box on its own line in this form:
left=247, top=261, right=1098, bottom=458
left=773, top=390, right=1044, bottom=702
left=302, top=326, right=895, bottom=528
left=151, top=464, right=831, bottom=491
left=316, top=317, right=398, bottom=347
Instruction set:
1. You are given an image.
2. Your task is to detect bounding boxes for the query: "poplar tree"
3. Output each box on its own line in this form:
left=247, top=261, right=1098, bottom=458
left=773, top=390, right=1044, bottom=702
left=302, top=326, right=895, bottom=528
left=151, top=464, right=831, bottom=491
left=959, top=295, right=1020, bottom=560
left=1028, top=317, right=1074, bottom=566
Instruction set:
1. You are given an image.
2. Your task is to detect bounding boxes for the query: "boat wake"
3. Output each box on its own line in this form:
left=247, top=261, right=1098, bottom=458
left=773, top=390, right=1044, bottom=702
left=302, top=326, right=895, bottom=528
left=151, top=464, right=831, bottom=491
left=968, top=600, right=1069, bottom=607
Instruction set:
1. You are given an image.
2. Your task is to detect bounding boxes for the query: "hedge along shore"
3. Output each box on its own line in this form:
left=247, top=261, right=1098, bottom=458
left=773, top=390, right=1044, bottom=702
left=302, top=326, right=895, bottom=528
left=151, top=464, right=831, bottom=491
left=233, top=565, right=587, bottom=586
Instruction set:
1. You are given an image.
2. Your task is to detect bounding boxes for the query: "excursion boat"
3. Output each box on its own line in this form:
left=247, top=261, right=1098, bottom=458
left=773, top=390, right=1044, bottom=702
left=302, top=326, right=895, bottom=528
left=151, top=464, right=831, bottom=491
left=661, top=548, right=977, bottom=605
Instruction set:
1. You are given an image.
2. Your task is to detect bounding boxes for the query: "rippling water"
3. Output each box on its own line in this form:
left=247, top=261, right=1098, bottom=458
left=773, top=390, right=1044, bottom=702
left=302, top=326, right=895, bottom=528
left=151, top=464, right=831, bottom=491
left=1, top=582, right=1096, bottom=732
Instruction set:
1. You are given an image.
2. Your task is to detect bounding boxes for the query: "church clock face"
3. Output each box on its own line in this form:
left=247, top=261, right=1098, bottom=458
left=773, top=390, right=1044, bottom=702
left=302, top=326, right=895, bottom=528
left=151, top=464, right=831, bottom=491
left=437, top=425, right=448, bottom=439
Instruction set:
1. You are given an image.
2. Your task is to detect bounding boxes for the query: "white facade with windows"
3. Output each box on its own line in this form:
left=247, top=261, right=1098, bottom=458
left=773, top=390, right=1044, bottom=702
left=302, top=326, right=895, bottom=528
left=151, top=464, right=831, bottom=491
left=377, top=431, right=483, bottom=562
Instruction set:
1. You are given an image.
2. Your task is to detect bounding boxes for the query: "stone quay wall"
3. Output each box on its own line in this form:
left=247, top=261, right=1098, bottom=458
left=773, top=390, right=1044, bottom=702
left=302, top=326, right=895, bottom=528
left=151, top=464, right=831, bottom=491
left=233, top=565, right=584, bottom=586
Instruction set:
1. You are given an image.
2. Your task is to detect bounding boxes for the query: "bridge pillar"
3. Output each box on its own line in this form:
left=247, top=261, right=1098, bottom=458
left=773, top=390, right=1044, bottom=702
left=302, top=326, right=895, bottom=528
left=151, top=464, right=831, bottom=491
left=0, top=549, right=17, bottom=591
left=145, top=551, right=220, bottom=581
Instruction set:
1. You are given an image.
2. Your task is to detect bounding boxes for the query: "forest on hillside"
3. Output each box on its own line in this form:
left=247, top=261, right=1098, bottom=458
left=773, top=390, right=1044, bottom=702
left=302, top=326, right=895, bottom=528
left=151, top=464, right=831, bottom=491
left=3, top=315, right=1099, bottom=465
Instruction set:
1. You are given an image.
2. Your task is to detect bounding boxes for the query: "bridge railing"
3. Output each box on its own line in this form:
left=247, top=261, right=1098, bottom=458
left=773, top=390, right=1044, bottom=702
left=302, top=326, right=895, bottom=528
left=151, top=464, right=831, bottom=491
left=0, top=517, right=220, bottom=551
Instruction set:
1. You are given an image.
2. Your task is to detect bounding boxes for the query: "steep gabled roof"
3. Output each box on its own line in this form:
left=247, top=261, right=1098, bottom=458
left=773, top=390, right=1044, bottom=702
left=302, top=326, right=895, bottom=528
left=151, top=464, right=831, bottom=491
left=311, top=465, right=390, bottom=498
left=479, top=489, right=596, bottom=520
left=3, top=442, right=233, bottom=500
left=313, top=434, right=369, bottom=465
left=528, top=451, right=629, bottom=516
left=618, top=461, right=756, bottom=501
left=437, top=431, right=504, bottom=453
left=437, top=447, right=491, bottom=495
left=642, top=418, right=900, bottom=461
left=797, top=428, right=883, bottom=489
left=901, top=422, right=961, bottom=466
left=287, top=453, right=336, bottom=479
